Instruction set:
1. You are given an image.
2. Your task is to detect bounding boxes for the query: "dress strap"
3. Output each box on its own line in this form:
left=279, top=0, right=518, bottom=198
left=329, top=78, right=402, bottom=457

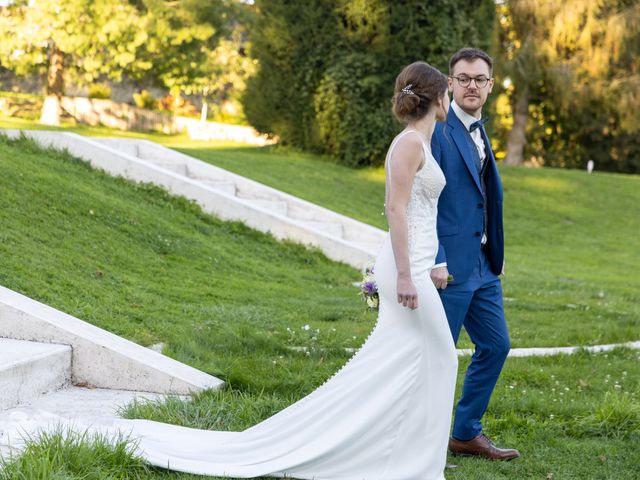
left=385, top=129, right=427, bottom=184
left=386, top=130, right=422, bottom=162
left=385, top=130, right=428, bottom=212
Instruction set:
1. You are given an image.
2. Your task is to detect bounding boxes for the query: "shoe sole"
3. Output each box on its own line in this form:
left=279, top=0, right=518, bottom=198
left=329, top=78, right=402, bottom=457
left=449, top=451, right=520, bottom=461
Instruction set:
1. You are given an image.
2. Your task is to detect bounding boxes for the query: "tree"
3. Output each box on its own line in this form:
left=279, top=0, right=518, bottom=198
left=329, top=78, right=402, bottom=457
left=495, top=0, right=552, bottom=166
left=165, top=1, right=255, bottom=123
left=131, top=0, right=223, bottom=106
left=496, top=0, right=640, bottom=171
left=0, top=0, right=146, bottom=126
left=245, top=0, right=495, bottom=166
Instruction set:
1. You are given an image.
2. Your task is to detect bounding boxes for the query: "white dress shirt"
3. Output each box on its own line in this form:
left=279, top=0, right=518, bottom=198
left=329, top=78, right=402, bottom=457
left=451, top=100, right=486, bottom=165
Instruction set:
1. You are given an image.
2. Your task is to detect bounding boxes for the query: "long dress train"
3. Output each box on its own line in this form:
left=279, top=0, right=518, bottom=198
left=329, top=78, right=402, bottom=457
left=109, top=129, right=458, bottom=480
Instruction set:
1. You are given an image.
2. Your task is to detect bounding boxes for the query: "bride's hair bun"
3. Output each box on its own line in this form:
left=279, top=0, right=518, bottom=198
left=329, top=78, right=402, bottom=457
left=392, top=61, right=448, bottom=123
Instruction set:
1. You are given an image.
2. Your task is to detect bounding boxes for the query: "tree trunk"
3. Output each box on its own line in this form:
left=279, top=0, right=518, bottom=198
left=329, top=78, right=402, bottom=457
left=40, top=43, right=65, bottom=126
left=200, top=99, right=208, bottom=123
left=504, top=85, right=529, bottom=166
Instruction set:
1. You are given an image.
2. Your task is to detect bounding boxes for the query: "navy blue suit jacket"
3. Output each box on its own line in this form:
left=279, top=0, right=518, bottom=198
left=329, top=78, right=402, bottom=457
left=431, top=109, right=504, bottom=283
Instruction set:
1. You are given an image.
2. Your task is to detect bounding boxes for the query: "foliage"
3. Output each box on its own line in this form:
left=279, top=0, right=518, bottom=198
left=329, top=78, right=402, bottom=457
left=0, top=0, right=235, bottom=124
left=314, top=52, right=395, bottom=167
left=0, top=429, right=151, bottom=479
left=157, top=93, right=199, bottom=116
left=200, top=22, right=257, bottom=123
left=494, top=0, right=640, bottom=173
left=131, top=0, right=223, bottom=92
left=87, top=83, right=111, bottom=99
left=0, top=91, right=42, bottom=119
left=244, top=0, right=495, bottom=167
left=0, top=0, right=146, bottom=86
left=133, top=89, right=159, bottom=110
left=0, top=0, right=146, bottom=125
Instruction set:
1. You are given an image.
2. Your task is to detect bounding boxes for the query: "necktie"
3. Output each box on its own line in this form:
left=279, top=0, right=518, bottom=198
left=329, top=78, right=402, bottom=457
left=469, top=117, right=489, bottom=132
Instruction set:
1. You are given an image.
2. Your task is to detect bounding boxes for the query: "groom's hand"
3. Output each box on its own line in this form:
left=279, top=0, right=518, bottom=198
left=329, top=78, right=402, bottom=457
left=431, top=266, right=449, bottom=290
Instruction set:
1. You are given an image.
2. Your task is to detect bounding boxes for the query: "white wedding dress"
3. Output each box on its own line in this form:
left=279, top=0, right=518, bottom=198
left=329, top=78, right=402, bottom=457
left=105, top=129, right=458, bottom=480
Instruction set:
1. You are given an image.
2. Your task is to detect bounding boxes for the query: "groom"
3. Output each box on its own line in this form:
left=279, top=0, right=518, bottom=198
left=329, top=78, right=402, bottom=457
left=430, top=48, right=520, bottom=461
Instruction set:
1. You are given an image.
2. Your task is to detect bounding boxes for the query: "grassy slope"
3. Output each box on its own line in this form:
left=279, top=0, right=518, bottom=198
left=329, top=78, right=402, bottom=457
left=0, top=135, right=374, bottom=397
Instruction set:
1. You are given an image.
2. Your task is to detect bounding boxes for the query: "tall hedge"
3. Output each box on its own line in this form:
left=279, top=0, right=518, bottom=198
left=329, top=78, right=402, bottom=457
left=244, top=0, right=495, bottom=167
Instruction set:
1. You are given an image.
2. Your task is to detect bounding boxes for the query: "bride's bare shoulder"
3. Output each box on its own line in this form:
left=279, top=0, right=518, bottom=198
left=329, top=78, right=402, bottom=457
left=388, top=131, right=424, bottom=171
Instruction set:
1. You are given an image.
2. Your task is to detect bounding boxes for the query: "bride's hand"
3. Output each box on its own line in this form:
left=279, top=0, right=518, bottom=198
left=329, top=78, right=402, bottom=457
left=397, top=274, right=418, bottom=309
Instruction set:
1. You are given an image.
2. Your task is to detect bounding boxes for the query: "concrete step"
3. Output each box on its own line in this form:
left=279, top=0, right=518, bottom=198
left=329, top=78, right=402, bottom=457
left=149, top=163, right=189, bottom=175
left=0, top=338, right=72, bottom=410
left=299, top=220, right=343, bottom=238
left=194, top=179, right=237, bottom=195
left=244, top=198, right=288, bottom=216
left=0, top=386, right=167, bottom=459
left=352, top=240, right=383, bottom=255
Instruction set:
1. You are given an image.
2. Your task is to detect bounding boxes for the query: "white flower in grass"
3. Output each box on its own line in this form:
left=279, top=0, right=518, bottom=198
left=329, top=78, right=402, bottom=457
left=302, top=324, right=310, bottom=331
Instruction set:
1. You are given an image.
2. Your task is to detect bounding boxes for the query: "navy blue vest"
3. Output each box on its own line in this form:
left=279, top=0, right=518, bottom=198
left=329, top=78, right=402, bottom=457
left=464, top=129, right=489, bottom=241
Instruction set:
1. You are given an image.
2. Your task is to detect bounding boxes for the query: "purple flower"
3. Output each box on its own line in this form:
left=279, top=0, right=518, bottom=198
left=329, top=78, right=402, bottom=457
left=363, top=282, right=376, bottom=294
left=359, top=266, right=379, bottom=310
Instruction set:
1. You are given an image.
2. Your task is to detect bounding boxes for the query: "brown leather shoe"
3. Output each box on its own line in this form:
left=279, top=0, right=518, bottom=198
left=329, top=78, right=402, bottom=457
left=449, top=434, right=520, bottom=461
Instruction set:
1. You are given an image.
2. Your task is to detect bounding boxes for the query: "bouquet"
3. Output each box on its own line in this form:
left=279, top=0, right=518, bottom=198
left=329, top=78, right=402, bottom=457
left=359, top=267, right=379, bottom=310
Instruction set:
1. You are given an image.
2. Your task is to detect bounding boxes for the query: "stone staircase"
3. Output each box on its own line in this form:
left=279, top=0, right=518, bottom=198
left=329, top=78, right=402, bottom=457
left=0, top=338, right=71, bottom=411
left=2, top=130, right=385, bottom=269
left=0, top=286, right=223, bottom=459
left=94, top=137, right=386, bottom=268
left=0, top=338, right=154, bottom=458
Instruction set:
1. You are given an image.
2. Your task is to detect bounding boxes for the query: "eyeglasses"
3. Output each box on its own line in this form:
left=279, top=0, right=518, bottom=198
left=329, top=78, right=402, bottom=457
left=450, top=75, right=491, bottom=88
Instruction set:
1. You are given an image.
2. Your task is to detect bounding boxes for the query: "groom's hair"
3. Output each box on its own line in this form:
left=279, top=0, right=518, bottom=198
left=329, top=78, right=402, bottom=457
left=449, top=48, right=493, bottom=75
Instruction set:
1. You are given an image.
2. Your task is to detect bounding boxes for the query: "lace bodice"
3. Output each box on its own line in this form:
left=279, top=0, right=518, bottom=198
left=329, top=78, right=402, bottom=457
left=385, top=129, right=446, bottom=273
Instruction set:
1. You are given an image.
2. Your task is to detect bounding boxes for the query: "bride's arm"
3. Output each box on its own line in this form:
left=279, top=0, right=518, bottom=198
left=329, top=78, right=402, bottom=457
left=385, top=135, right=423, bottom=309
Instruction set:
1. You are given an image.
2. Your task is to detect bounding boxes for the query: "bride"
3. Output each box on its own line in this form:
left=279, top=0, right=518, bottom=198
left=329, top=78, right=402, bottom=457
left=111, top=61, right=458, bottom=480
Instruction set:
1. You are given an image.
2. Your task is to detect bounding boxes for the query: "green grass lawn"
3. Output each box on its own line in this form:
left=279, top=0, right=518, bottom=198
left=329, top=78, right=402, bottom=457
left=0, top=123, right=638, bottom=479
left=175, top=142, right=640, bottom=349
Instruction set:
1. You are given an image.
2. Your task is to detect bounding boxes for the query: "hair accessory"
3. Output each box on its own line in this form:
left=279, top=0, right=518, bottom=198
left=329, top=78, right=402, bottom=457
left=401, top=84, right=415, bottom=95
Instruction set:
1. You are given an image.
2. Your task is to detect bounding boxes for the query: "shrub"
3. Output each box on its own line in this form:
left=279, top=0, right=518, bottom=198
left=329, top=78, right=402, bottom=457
left=87, top=83, right=111, bottom=99
left=132, top=90, right=157, bottom=110
left=244, top=0, right=495, bottom=167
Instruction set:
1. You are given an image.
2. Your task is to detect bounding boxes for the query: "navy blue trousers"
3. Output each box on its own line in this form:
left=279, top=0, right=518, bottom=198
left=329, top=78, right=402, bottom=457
left=439, top=249, right=510, bottom=441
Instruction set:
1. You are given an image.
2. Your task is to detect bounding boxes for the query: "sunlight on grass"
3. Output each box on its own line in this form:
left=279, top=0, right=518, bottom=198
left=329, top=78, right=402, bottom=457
left=518, top=174, right=578, bottom=193
left=356, top=167, right=385, bottom=183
